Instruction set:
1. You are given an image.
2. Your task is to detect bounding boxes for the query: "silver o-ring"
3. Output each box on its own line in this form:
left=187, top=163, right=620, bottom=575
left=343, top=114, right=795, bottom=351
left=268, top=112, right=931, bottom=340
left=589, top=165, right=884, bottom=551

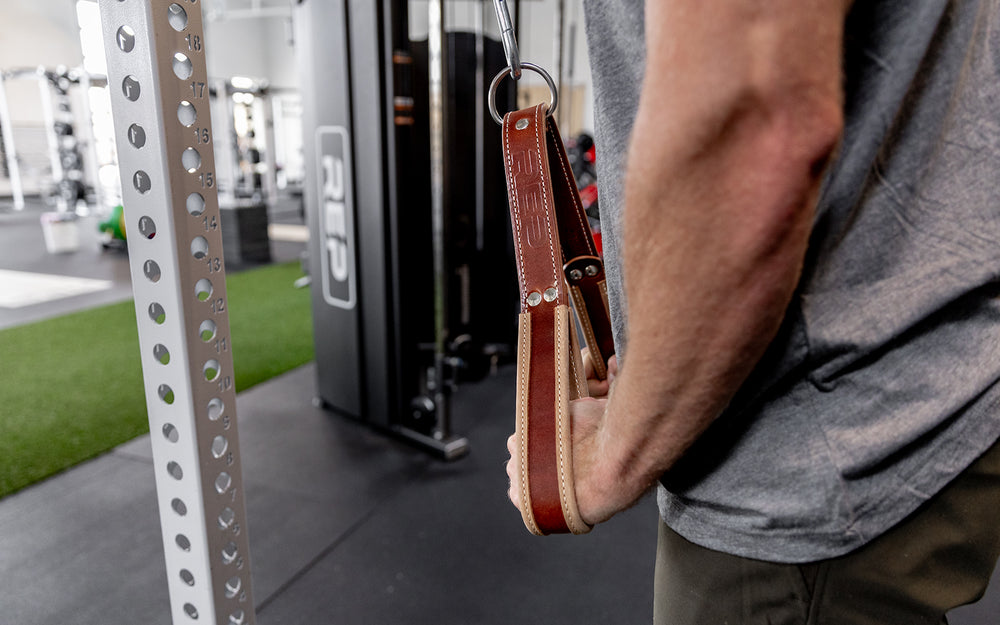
left=488, top=62, right=559, bottom=125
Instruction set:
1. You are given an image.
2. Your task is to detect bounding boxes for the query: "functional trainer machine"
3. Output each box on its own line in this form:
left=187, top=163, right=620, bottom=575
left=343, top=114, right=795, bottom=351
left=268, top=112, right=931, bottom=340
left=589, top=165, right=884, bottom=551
left=98, top=1, right=256, bottom=623
left=295, top=0, right=518, bottom=459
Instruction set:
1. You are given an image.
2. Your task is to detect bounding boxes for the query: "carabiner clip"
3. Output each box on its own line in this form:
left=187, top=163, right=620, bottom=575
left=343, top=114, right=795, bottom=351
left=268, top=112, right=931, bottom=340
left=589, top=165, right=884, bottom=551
left=492, top=0, right=522, bottom=80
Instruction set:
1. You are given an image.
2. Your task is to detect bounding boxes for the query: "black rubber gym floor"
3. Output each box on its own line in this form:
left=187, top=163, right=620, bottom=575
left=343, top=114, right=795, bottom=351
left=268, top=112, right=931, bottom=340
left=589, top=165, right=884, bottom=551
left=0, top=364, right=656, bottom=624
left=0, top=200, right=996, bottom=624
left=1, top=361, right=997, bottom=624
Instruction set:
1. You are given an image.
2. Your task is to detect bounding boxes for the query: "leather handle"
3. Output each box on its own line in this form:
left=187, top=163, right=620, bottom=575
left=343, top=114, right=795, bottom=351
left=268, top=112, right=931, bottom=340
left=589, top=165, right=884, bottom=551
left=503, top=103, right=612, bottom=535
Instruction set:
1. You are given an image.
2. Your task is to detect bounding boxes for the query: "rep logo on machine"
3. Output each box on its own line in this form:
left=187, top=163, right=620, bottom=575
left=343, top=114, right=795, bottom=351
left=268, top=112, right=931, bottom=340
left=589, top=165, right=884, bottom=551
left=316, top=126, right=357, bottom=309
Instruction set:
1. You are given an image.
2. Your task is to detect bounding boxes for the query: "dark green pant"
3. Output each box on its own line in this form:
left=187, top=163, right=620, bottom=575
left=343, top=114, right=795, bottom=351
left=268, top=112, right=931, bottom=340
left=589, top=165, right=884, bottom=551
left=654, top=441, right=1000, bottom=625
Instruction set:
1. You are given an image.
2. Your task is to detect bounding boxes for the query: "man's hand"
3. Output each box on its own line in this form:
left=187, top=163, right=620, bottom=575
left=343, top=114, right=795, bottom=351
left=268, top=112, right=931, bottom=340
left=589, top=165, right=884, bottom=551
left=506, top=395, right=639, bottom=527
left=506, top=348, right=619, bottom=521
left=582, top=347, right=618, bottom=399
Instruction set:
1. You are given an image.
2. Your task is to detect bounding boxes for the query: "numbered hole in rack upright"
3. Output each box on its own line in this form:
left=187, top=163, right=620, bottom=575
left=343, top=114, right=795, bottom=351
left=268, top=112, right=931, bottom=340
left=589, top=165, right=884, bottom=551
left=224, top=576, right=242, bottom=599
left=207, top=397, right=224, bottom=421
left=137, top=215, right=156, bottom=239
left=122, top=75, right=141, bottom=101
left=199, top=319, right=217, bottom=342
left=211, top=435, right=228, bottom=459
left=148, top=302, right=167, bottom=324
left=127, top=123, right=145, bottom=148
left=215, top=472, right=232, bottom=494
left=163, top=422, right=179, bottom=443
left=167, top=461, right=184, bottom=480
left=177, top=100, right=197, bottom=127
left=203, top=359, right=220, bottom=382
left=176, top=534, right=191, bottom=551
left=180, top=569, right=195, bottom=587
left=191, top=236, right=209, bottom=259
left=195, top=278, right=213, bottom=301
left=143, top=259, right=161, bottom=283
left=133, top=170, right=151, bottom=194
left=186, top=192, right=205, bottom=216
left=172, top=53, right=193, bottom=80
left=182, top=147, right=201, bottom=173
left=218, top=506, right=236, bottom=530
left=171, top=498, right=187, bottom=516
left=183, top=603, right=198, bottom=620
left=228, top=610, right=246, bottom=625
left=116, top=26, right=135, bottom=52
left=153, top=344, right=170, bottom=365
left=167, top=3, right=188, bottom=31
left=158, top=384, right=175, bottom=405
left=221, top=541, right=238, bottom=565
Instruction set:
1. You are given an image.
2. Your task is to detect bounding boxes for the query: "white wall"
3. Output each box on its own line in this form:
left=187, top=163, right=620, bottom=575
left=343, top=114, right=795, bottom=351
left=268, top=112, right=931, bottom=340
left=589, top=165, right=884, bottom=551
left=0, top=0, right=294, bottom=96
left=521, top=0, right=592, bottom=134
left=204, top=17, right=270, bottom=85
left=262, top=17, right=298, bottom=89
left=0, top=0, right=82, bottom=69
left=409, top=0, right=593, bottom=134
left=0, top=0, right=84, bottom=124
left=0, top=0, right=296, bottom=199
left=0, top=0, right=590, bottom=183
left=0, top=0, right=587, bottom=123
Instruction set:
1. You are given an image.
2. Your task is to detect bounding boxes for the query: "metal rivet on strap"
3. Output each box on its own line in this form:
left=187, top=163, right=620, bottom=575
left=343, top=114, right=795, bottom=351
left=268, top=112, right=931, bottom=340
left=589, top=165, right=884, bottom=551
left=527, top=291, right=542, bottom=307
left=568, top=269, right=583, bottom=281
left=585, top=264, right=600, bottom=277
left=543, top=287, right=558, bottom=302
left=515, top=118, right=530, bottom=130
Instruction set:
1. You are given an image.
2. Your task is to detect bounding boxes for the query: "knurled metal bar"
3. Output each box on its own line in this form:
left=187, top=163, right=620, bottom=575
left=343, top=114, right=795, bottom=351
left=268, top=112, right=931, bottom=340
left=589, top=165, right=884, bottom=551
left=98, top=1, right=255, bottom=623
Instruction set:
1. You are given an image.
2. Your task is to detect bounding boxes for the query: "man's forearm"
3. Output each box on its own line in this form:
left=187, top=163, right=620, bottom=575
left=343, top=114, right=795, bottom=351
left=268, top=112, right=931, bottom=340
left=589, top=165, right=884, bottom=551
left=573, top=0, right=849, bottom=524
left=600, top=118, right=829, bottom=497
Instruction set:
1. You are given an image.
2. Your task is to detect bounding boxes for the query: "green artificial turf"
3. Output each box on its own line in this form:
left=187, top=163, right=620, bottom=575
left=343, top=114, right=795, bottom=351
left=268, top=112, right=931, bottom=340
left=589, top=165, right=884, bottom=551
left=0, top=261, right=314, bottom=499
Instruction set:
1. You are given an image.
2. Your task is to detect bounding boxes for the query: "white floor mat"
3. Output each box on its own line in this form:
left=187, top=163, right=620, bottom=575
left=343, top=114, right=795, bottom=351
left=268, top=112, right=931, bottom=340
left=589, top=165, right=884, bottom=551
left=268, top=223, right=310, bottom=242
left=0, top=270, right=114, bottom=309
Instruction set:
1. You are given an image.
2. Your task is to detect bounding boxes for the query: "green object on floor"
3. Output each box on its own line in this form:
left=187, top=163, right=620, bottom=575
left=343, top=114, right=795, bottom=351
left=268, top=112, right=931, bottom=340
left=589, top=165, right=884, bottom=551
left=0, top=261, right=314, bottom=499
left=98, top=204, right=127, bottom=245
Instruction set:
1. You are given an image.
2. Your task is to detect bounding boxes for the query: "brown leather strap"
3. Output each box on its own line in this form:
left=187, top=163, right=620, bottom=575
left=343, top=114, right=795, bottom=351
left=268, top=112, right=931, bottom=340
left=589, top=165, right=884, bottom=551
left=502, top=103, right=614, bottom=535
left=544, top=118, right=615, bottom=376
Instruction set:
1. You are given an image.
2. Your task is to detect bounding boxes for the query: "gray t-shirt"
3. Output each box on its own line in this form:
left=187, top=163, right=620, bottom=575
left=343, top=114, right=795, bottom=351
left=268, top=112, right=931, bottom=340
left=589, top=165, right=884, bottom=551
left=584, top=0, right=1000, bottom=562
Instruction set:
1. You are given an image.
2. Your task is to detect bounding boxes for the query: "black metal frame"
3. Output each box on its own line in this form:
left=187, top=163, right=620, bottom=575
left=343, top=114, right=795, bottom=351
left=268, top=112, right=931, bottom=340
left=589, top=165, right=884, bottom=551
left=296, top=0, right=519, bottom=460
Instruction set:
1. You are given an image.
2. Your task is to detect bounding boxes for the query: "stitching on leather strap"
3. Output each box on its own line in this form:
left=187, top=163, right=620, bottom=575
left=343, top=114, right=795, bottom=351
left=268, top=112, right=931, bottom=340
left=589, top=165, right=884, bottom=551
left=504, top=117, right=528, bottom=304
left=534, top=105, right=559, bottom=289
left=516, top=313, right=541, bottom=535
left=553, top=307, right=576, bottom=530
left=570, top=284, right=605, bottom=380
left=547, top=122, right=596, bottom=257
left=568, top=325, right=586, bottom=399
left=555, top=306, right=592, bottom=535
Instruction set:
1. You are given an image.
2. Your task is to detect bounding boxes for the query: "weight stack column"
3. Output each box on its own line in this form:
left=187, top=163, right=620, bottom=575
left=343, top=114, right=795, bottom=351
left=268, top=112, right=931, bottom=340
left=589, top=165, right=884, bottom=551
left=99, top=1, right=255, bottom=623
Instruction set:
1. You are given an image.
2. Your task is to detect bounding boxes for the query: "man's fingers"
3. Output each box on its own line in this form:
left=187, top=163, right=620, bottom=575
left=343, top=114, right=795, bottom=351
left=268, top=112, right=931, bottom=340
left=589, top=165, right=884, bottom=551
left=588, top=377, right=610, bottom=397
left=607, top=354, right=619, bottom=382
left=507, top=461, right=519, bottom=507
left=584, top=348, right=617, bottom=398
left=584, top=347, right=618, bottom=387
left=581, top=346, right=596, bottom=379
left=506, top=433, right=521, bottom=509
